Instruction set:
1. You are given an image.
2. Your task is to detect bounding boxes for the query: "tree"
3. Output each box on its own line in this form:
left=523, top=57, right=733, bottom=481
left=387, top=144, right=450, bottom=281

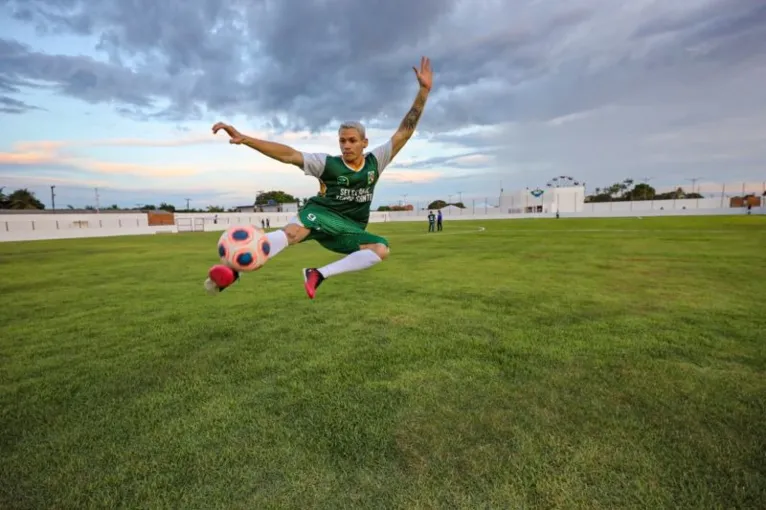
left=0, top=187, right=8, bottom=208
left=158, top=202, right=176, bottom=212
left=4, top=188, right=45, bottom=209
left=627, top=183, right=656, bottom=201
left=427, top=200, right=447, bottom=209
left=255, top=190, right=298, bottom=205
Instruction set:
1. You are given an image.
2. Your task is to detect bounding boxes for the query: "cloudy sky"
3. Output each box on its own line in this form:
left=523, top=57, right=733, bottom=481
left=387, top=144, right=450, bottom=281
left=1, top=0, right=764, bottom=210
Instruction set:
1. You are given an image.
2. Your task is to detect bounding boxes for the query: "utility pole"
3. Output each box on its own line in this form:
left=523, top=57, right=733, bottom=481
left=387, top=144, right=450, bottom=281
left=185, top=198, right=191, bottom=211
left=50, top=185, right=56, bottom=211
left=686, top=177, right=701, bottom=196
left=94, top=187, right=100, bottom=213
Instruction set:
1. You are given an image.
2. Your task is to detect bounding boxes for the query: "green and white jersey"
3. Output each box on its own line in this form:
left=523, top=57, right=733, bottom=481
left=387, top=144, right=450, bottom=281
left=301, top=141, right=393, bottom=225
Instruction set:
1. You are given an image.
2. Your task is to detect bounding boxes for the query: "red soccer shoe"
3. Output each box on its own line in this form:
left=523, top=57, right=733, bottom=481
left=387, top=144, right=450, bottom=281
left=205, top=264, right=239, bottom=294
left=302, top=268, right=325, bottom=299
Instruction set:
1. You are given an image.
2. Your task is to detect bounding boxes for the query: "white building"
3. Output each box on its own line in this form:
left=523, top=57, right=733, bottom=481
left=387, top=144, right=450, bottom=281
left=500, top=186, right=585, bottom=214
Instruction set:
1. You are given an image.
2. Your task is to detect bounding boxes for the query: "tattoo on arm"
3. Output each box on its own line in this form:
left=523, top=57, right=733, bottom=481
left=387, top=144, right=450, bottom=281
left=398, top=88, right=429, bottom=136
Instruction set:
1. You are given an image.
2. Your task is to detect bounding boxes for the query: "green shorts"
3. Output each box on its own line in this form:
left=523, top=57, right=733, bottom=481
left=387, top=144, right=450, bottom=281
left=293, top=203, right=389, bottom=255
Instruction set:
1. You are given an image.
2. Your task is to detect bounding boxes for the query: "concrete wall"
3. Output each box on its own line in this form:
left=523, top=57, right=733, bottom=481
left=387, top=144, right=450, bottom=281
left=384, top=198, right=758, bottom=220
left=0, top=211, right=390, bottom=242
left=1, top=202, right=762, bottom=242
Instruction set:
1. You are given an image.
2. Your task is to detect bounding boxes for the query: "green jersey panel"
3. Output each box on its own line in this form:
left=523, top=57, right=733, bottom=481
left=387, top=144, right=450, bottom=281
left=300, top=141, right=393, bottom=225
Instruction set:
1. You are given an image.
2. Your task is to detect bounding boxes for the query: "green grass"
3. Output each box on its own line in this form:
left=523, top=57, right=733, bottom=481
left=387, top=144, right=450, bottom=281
left=1, top=215, right=765, bottom=509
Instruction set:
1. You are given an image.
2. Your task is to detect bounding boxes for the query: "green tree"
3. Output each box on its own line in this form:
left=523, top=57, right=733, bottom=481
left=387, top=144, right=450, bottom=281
left=158, top=202, right=176, bottom=212
left=627, top=183, right=656, bottom=201
left=427, top=200, right=447, bottom=209
left=256, top=190, right=298, bottom=205
left=5, top=188, right=45, bottom=209
left=0, top=187, right=8, bottom=208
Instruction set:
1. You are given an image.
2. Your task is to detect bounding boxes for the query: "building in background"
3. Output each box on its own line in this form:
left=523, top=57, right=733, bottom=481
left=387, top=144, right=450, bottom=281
left=500, top=185, right=586, bottom=214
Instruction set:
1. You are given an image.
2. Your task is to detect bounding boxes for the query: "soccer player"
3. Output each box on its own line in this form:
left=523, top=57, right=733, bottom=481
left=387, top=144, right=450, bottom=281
left=427, top=211, right=436, bottom=232
left=205, top=57, right=433, bottom=299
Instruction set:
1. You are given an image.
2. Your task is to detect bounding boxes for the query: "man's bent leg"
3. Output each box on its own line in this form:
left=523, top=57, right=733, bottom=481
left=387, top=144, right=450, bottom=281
left=316, top=241, right=388, bottom=279
left=302, top=229, right=389, bottom=298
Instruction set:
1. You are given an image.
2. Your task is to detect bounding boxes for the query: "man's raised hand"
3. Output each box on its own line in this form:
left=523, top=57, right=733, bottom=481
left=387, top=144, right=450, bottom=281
left=212, top=122, right=245, bottom=144
left=413, top=56, right=433, bottom=92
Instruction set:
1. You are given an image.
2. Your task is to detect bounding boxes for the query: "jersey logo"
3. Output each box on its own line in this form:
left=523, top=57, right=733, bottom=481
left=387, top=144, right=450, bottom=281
left=367, top=171, right=375, bottom=185
left=337, top=176, right=350, bottom=186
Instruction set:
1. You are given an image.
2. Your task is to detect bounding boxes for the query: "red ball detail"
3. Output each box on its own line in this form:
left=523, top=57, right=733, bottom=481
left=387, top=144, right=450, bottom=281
left=209, top=264, right=236, bottom=287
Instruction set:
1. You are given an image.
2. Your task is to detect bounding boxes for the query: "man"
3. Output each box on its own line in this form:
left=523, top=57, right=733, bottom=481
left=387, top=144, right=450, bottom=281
left=437, top=209, right=443, bottom=231
left=427, top=210, right=435, bottom=232
left=205, top=57, right=433, bottom=299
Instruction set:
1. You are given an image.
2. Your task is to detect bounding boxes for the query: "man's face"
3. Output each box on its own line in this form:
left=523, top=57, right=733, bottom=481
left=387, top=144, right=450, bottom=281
left=338, top=128, right=368, bottom=163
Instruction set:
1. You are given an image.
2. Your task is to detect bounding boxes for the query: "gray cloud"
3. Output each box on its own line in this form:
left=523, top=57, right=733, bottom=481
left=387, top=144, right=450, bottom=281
left=2, top=0, right=765, bottom=194
left=0, top=95, right=43, bottom=114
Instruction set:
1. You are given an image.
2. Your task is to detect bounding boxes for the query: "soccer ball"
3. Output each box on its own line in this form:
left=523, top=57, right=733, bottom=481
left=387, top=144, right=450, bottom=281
left=217, top=225, right=271, bottom=272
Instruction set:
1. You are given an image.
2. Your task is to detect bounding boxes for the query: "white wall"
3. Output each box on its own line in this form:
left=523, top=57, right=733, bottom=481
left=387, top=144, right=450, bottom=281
left=0, top=211, right=391, bottom=242
left=0, top=203, right=761, bottom=242
left=2, top=213, right=150, bottom=233
left=583, top=197, right=722, bottom=212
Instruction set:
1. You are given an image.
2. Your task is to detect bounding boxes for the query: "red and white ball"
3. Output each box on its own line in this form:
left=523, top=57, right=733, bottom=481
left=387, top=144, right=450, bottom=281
left=217, top=225, right=271, bottom=272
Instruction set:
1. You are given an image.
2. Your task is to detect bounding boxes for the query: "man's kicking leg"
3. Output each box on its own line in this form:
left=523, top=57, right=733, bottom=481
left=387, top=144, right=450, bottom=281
left=205, top=221, right=310, bottom=294
left=303, top=237, right=389, bottom=299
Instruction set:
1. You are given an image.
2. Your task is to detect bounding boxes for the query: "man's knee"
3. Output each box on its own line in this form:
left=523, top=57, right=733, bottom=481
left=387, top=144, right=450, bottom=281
left=282, top=223, right=310, bottom=245
left=361, top=242, right=389, bottom=260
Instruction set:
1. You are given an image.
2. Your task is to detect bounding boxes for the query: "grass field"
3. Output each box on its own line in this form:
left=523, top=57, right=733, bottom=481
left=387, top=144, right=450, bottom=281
left=1, top=215, right=765, bottom=509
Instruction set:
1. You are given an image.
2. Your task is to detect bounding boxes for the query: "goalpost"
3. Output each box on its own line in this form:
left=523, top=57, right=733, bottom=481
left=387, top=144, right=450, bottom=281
left=176, top=217, right=205, bottom=232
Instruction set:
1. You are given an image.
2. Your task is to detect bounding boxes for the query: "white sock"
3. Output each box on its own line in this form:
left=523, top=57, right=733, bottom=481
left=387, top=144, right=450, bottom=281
left=265, top=230, right=289, bottom=258
left=318, top=249, right=382, bottom=278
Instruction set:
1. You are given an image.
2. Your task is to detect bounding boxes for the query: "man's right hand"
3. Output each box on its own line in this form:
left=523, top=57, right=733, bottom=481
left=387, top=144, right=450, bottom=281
left=212, top=122, right=245, bottom=144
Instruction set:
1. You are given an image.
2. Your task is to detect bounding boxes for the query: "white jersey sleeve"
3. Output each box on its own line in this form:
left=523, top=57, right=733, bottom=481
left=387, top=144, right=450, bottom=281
left=369, top=139, right=394, bottom=174
left=300, top=152, right=329, bottom=178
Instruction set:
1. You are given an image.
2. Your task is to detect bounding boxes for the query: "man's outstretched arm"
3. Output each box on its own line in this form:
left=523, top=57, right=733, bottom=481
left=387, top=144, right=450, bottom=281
left=390, top=57, right=433, bottom=159
left=212, top=122, right=304, bottom=167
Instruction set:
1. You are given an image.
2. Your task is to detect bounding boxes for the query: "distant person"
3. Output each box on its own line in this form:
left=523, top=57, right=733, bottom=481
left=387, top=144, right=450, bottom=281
left=266, top=218, right=270, bottom=229
left=260, top=219, right=265, bottom=228
left=427, top=210, right=435, bottom=232
left=437, top=209, right=443, bottom=231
